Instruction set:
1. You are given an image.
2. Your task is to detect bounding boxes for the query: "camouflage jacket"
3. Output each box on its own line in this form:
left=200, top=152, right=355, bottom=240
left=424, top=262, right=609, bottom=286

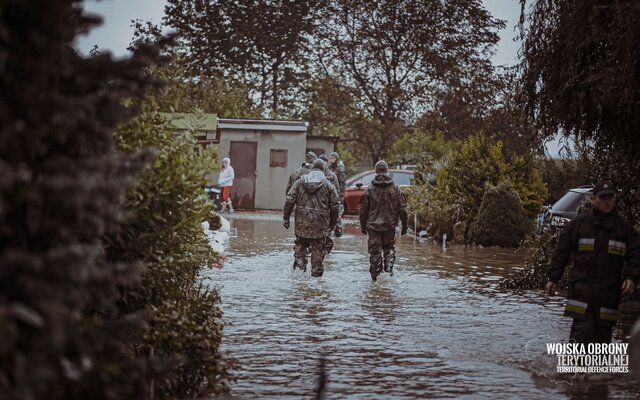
left=284, top=170, right=340, bottom=239
left=286, top=162, right=312, bottom=194
left=329, top=161, right=347, bottom=195
left=359, top=173, right=408, bottom=232
left=325, top=169, right=340, bottom=197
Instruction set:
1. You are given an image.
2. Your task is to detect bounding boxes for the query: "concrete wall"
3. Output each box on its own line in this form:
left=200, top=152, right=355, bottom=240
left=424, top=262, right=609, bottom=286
left=211, top=129, right=307, bottom=210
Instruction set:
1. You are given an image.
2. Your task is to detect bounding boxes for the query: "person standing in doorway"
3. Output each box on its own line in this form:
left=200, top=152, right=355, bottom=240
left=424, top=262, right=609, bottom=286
left=359, top=160, right=408, bottom=281
left=283, top=159, right=340, bottom=277
left=546, top=182, right=640, bottom=343
left=218, top=157, right=235, bottom=213
left=329, top=152, right=347, bottom=237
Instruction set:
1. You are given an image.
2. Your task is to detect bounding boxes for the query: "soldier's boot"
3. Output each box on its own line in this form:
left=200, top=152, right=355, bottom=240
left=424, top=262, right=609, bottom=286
left=369, top=253, right=383, bottom=281
left=383, top=247, right=396, bottom=276
left=220, top=202, right=227, bottom=213
left=228, top=202, right=234, bottom=213
left=293, top=256, right=307, bottom=272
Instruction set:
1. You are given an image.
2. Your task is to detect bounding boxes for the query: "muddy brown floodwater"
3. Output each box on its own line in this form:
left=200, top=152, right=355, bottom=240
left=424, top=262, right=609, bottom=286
left=203, top=213, right=640, bottom=400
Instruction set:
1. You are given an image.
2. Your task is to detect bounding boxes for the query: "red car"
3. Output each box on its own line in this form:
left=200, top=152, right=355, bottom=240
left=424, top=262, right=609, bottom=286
left=343, top=169, right=415, bottom=215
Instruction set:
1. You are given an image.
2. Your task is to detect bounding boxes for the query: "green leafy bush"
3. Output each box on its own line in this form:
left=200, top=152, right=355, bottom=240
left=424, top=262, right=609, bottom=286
left=405, top=184, right=462, bottom=240
left=388, top=130, right=452, bottom=170
left=438, top=134, right=547, bottom=220
left=144, top=285, right=231, bottom=397
left=469, top=182, right=530, bottom=247
left=109, top=100, right=232, bottom=398
left=411, top=134, right=547, bottom=240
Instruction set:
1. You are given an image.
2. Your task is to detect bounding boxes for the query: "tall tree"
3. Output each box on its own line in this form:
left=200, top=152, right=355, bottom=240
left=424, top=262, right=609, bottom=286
left=150, top=61, right=263, bottom=118
left=518, top=0, right=640, bottom=153
left=312, top=0, right=504, bottom=164
left=161, top=0, right=322, bottom=117
left=417, top=68, right=541, bottom=155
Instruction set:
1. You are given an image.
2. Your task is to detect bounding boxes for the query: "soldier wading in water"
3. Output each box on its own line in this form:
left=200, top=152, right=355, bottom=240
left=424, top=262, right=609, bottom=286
left=359, top=160, right=408, bottom=281
left=283, top=159, right=340, bottom=277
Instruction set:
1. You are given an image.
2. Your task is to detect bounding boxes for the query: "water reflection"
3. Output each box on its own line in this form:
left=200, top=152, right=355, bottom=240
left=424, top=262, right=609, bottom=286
left=231, top=218, right=254, bottom=237
left=567, top=382, right=610, bottom=400
left=291, top=280, right=331, bottom=329
left=205, top=216, right=640, bottom=399
left=361, top=281, right=399, bottom=323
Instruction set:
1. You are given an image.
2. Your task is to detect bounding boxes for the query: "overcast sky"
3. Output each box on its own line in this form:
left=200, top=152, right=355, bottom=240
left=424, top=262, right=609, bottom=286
left=76, top=0, right=522, bottom=65
left=75, top=0, right=566, bottom=157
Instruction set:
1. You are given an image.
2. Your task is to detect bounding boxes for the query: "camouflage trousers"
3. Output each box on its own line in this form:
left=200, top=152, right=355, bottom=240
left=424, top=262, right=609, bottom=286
left=367, top=229, right=396, bottom=280
left=294, top=236, right=326, bottom=277
left=323, top=236, right=334, bottom=255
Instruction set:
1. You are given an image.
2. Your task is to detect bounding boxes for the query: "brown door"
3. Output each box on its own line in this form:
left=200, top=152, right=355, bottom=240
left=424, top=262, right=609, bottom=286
left=229, top=141, right=257, bottom=209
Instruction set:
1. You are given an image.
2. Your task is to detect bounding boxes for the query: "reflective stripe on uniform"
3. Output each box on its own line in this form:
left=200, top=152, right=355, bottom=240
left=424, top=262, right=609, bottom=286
left=600, top=306, right=618, bottom=321
left=578, top=238, right=595, bottom=251
left=608, top=240, right=626, bottom=256
left=565, top=299, right=588, bottom=315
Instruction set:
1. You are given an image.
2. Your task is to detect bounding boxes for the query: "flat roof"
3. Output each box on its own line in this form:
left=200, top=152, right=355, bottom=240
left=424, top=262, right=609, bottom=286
left=218, top=118, right=307, bottom=132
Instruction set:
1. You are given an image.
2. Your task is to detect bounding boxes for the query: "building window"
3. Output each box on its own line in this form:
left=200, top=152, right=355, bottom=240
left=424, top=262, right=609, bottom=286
left=270, top=149, right=288, bottom=167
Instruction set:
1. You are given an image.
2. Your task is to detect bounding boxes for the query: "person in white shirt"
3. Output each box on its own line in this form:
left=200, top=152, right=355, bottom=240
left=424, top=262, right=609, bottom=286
left=218, top=157, right=235, bottom=213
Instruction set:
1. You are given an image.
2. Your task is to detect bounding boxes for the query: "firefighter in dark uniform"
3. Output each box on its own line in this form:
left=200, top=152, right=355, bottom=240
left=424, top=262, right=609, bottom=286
left=546, top=182, right=640, bottom=343
left=283, top=159, right=340, bottom=277
left=359, top=160, right=408, bottom=281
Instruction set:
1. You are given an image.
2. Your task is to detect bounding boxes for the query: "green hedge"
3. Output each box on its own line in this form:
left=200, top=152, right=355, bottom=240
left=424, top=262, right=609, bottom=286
left=110, top=100, right=233, bottom=398
left=0, top=1, right=163, bottom=398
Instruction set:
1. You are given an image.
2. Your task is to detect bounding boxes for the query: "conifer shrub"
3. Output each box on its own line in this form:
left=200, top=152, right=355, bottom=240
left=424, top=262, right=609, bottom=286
left=469, top=181, right=530, bottom=247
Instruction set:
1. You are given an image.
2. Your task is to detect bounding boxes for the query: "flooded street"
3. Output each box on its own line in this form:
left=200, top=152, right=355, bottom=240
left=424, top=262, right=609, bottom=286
left=203, top=214, right=640, bottom=400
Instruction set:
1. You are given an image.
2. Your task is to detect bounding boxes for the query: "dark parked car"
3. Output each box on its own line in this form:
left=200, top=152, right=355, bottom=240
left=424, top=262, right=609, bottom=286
left=547, top=185, right=594, bottom=229
left=343, top=169, right=414, bottom=215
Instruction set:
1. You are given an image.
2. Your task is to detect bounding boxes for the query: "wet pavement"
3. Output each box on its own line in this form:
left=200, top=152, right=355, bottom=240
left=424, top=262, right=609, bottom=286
left=203, top=212, right=640, bottom=400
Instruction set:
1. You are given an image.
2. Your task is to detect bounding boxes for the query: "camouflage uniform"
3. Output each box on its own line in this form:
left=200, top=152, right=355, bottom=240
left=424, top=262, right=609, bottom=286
left=325, top=168, right=340, bottom=193
left=359, top=161, right=408, bottom=281
left=322, top=166, right=340, bottom=254
left=329, top=152, right=347, bottom=237
left=285, top=151, right=317, bottom=195
left=284, top=165, right=340, bottom=277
